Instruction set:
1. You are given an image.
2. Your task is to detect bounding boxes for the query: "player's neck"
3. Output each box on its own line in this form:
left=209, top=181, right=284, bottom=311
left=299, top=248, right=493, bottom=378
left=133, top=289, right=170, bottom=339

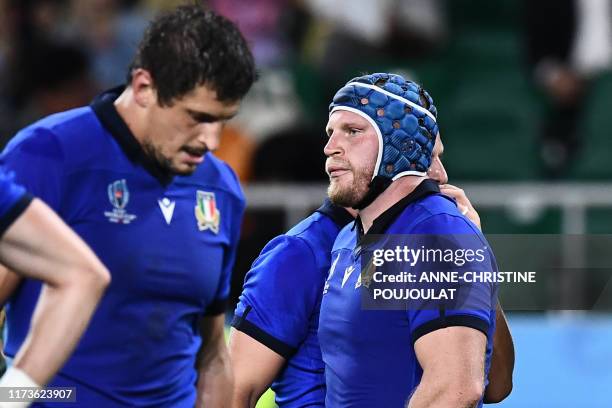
left=114, top=87, right=148, bottom=146
left=359, top=176, right=426, bottom=233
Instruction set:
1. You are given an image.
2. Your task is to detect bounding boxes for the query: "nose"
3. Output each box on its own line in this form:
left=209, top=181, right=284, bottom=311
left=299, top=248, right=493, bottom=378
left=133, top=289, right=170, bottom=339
left=428, top=158, right=448, bottom=184
left=198, top=122, right=224, bottom=151
left=324, top=133, right=343, bottom=158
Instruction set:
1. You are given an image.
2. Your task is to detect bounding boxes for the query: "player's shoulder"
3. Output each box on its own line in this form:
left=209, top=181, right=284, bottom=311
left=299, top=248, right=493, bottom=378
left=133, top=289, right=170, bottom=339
left=394, top=193, right=478, bottom=233
left=2, top=107, right=105, bottom=163
left=252, top=208, right=347, bottom=271
left=254, top=234, right=318, bottom=274
left=287, top=211, right=338, bottom=240
left=395, top=194, right=485, bottom=241
left=184, top=153, right=244, bottom=205
left=258, top=212, right=335, bottom=262
left=414, top=193, right=459, bottom=217
left=9, top=107, right=99, bottom=144
left=287, top=210, right=346, bottom=264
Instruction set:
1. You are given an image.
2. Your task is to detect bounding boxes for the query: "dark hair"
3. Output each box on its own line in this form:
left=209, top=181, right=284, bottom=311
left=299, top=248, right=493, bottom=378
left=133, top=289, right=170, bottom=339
left=127, top=3, right=256, bottom=105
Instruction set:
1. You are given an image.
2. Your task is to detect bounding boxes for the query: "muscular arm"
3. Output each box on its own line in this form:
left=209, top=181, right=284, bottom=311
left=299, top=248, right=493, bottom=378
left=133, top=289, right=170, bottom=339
left=0, top=198, right=110, bottom=385
left=439, top=184, right=514, bottom=402
left=484, top=304, right=514, bottom=403
left=408, top=327, right=487, bottom=408
left=196, top=314, right=234, bottom=408
left=229, top=328, right=285, bottom=408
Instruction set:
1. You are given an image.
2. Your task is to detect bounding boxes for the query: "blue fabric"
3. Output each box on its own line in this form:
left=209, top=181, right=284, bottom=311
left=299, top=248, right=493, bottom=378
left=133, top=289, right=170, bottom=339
left=319, top=192, right=497, bottom=408
left=0, top=89, right=245, bottom=407
left=233, top=208, right=348, bottom=407
left=0, top=168, right=29, bottom=233
left=0, top=170, right=26, bottom=218
left=329, top=73, right=438, bottom=178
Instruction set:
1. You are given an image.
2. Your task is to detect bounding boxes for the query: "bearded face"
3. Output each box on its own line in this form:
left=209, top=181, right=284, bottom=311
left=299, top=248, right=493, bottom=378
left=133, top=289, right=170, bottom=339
left=326, top=157, right=375, bottom=208
left=324, top=110, right=379, bottom=208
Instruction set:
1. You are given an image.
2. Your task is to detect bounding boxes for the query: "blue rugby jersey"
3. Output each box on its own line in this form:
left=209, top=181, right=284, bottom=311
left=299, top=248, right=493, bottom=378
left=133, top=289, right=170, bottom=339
left=0, top=169, right=32, bottom=237
left=232, top=200, right=352, bottom=407
left=0, top=87, right=245, bottom=407
left=318, top=179, right=497, bottom=408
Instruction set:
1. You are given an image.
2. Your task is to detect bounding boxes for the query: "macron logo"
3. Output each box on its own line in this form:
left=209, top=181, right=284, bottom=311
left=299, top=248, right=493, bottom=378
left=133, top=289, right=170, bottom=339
left=342, top=265, right=356, bottom=288
left=158, top=198, right=176, bottom=225
left=323, top=254, right=341, bottom=295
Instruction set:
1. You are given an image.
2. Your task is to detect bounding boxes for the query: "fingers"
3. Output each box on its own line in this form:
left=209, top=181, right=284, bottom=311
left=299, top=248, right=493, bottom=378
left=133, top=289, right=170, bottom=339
left=439, top=184, right=464, bottom=195
left=439, top=185, right=468, bottom=204
left=438, top=184, right=481, bottom=229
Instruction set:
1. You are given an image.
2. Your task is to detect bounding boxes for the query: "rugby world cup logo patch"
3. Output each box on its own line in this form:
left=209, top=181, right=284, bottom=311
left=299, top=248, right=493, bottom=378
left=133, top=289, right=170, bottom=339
left=195, top=190, right=220, bottom=233
left=109, top=179, right=129, bottom=209
left=104, top=179, right=137, bottom=224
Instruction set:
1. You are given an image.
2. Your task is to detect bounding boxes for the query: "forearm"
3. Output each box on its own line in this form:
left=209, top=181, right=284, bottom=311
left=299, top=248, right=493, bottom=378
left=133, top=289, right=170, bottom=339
left=197, top=344, right=234, bottom=408
left=12, top=277, right=105, bottom=385
left=484, top=305, right=514, bottom=402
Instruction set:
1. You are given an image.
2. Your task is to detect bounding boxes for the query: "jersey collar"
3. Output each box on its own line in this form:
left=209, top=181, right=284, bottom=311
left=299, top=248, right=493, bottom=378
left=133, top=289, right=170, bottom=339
left=91, top=86, right=174, bottom=185
left=316, top=199, right=354, bottom=228
left=355, top=178, right=440, bottom=239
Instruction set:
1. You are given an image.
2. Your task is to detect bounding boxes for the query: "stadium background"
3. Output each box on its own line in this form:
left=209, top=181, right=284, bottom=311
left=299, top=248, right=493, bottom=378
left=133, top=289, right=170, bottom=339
left=1, top=0, right=611, bottom=406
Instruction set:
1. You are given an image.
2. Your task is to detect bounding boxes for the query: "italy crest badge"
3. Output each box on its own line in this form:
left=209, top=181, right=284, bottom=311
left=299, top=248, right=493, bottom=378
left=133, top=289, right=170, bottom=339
left=195, top=191, right=220, bottom=233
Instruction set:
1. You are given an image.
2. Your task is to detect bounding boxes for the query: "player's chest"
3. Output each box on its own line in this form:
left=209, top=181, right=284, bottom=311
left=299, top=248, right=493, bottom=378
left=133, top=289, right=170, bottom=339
left=60, top=174, right=231, bottom=298
left=321, top=249, right=410, bottom=341
left=62, top=174, right=227, bottom=231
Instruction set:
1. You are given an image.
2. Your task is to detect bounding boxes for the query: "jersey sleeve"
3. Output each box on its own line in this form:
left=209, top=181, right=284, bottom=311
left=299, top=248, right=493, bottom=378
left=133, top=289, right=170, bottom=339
left=204, top=192, right=246, bottom=316
left=231, top=235, right=320, bottom=359
left=406, top=213, right=497, bottom=344
left=0, top=169, right=33, bottom=237
left=0, top=127, right=65, bottom=211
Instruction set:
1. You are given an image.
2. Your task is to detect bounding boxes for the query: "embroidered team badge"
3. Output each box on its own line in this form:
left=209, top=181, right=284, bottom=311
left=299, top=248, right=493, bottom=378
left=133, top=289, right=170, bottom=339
left=104, top=179, right=137, bottom=224
left=356, top=259, right=375, bottom=289
left=195, top=191, right=220, bottom=233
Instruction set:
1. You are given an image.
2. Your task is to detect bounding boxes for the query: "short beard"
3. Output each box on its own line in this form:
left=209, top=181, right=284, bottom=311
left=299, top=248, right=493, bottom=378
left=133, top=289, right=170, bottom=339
left=141, top=140, right=195, bottom=176
left=327, top=163, right=374, bottom=208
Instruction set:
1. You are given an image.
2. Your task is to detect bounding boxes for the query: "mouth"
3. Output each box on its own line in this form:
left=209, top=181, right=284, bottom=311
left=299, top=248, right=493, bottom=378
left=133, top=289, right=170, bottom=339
left=326, top=164, right=351, bottom=178
left=181, top=147, right=207, bottom=165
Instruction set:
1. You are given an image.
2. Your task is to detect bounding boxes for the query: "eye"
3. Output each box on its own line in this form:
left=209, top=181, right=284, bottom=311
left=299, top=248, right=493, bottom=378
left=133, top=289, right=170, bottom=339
left=186, top=110, right=220, bottom=124
left=348, top=128, right=361, bottom=135
left=186, top=114, right=200, bottom=126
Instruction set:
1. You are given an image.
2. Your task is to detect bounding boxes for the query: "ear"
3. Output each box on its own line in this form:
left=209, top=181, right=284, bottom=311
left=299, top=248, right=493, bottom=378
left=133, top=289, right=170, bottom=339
left=130, top=68, right=157, bottom=108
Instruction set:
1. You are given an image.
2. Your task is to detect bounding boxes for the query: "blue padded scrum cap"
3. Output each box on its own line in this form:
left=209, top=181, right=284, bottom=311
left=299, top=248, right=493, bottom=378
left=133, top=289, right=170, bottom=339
left=329, top=73, right=439, bottom=181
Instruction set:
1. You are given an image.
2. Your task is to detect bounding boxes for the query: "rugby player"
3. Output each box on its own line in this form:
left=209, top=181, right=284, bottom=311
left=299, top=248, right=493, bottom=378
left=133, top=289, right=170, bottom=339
left=229, top=107, right=513, bottom=406
left=230, top=200, right=354, bottom=407
left=0, top=5, right=255, bottom=407
left=319, top=73, right=499, bottom=407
